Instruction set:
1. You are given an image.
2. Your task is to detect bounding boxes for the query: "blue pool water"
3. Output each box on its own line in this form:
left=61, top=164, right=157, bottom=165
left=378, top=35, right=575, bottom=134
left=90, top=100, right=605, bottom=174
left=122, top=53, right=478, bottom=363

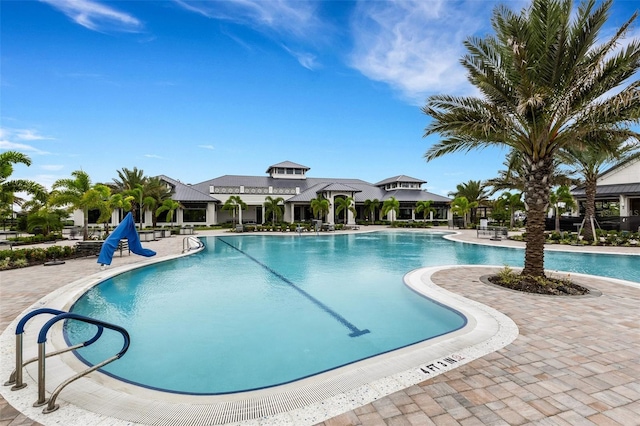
left=67, top=232, right=639, bottom=394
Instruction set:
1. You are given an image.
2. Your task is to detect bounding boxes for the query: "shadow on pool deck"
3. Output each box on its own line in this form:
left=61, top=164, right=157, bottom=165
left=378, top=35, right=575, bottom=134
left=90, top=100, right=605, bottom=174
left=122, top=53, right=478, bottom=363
left=1, top=228, right=639, bottom=425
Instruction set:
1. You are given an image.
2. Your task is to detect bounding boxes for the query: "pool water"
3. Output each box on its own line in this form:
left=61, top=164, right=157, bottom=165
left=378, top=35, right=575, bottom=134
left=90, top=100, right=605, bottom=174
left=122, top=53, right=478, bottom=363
left=66, top=232, right=639, bottom=394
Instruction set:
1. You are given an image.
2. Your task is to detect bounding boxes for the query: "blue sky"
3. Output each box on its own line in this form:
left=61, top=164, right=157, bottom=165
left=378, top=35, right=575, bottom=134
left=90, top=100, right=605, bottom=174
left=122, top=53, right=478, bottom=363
left=2, top=0, right=639, bottom=198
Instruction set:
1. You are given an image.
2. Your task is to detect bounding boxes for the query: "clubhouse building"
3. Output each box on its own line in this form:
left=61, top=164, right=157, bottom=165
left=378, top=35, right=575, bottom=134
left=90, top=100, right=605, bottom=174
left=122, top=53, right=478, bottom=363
left=113, top=161, right=452, bottom=228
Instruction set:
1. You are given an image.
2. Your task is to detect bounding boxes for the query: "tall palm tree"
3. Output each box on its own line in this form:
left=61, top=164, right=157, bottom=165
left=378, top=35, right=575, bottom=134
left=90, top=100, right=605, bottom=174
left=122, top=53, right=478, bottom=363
left=451, top=197, right=478, bottom=228
left=49, top=170, right=103, bottom=240
left=310, top=196, right=330, bottom=222
left=0, top=151, right=47, bottom=217
left=381, top=196, right=400, bottom=222
left=415, top=200, right=436, bottom=222
left=549, top=185, right=576, bottom=233
left=423, top=0, right=640, bottom=278
left=559, top=140, right=639, bottom=241
left=263, top=196, right=285, bottom=226
left=334, top=196, right=356, bottom=225
left=363, top=199, right=380, bottom=223
left=222, top=195, right=247, bottom=227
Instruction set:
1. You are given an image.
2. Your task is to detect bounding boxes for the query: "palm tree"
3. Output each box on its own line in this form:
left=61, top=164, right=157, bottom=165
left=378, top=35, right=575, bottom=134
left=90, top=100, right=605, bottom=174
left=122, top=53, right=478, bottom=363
left=423, top=0, right=640, bottom=278
left=143, top=177, right=172, bottom=227
left=334, top=196, right=356, bottom=225
left=363, top=199, right=380, bottom=223
left=27, top=206, right=63, bottom=237
left=156, top=199, right=182, bottom=229
left=415, top=200, right=436, bottom=222
left=263, top=196, right=285, bottom=226
left=485, top=150, right=577, bottom=195
left=0, top=151, right=47, bottom=220
left=310, top=196, right=330, bottom=221
left=559, top=140, right=639, bottom=241
left=49, top=170, right=103, bottom=240
left=381, top=196, right=400, bottom=222
left=549, top=185, right=576, bottom=233
left=222, top=195, right=247, bottom=227
left=448, top=180, right=489, bottom=224
left=496, top=192, right=525, bottom=229
left=451, top=196, right=478, bottom=228
left=111, top=167, right=147, bottom=227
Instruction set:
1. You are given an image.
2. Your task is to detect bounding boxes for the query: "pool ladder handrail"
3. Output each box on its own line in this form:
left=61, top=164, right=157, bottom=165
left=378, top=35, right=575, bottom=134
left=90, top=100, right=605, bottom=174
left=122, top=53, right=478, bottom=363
left=3, top=308, right=130, bottom=414
left=182, top=235, right=204, bottom=253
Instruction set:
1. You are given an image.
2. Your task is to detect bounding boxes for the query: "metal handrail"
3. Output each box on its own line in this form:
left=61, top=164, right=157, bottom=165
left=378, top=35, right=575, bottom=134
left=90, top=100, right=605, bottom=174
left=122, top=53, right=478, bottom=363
left=182, top=235, right=204, bottom=253
left=4, top=308, right=103, bottom=391
left=34, top=312, right=130, bottom=413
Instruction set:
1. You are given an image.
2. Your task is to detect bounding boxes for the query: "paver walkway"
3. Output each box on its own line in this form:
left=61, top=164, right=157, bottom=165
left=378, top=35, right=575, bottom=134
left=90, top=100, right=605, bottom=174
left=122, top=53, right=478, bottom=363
left=1, top=229, right=639, bottom=425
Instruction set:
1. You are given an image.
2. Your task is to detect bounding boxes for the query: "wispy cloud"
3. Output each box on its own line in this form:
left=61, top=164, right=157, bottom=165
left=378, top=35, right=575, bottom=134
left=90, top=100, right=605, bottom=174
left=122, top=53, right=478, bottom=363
left=39, top=0, right=142, bottom=33
left=0, top=140, right=50, bottom=155
left=144, top=154, right=164, bottom=159
left=174, top=0, right=325, bottom=68
left=348, top=1, right=495, bottom=104
left=198, top=145, right=215, bottom=150
left=40, top=164, right=65, bottom=171
left=0, top=127, right=53, bottom=154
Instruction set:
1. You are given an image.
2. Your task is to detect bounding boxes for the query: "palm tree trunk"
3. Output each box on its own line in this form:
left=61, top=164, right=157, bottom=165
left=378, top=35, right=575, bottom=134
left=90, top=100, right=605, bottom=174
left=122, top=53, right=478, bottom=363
left=583, top=177, right=597, bottom=242
left=522, top=158, right=553, bottom=278
left=555, top=207, right=560, bottom=233
left=83, top=207, right=89, bottom=241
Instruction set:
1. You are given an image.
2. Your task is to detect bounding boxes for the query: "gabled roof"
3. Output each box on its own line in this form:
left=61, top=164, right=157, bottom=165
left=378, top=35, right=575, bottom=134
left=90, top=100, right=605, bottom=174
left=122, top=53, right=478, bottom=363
left=317, top=183, right=362, bottom=193
left=374, top=175, right=426, bottom=186
left=158, top=175, right=220, bottom=203
left=382, top=190, right=451, bottom=203
left=266, top=161, right=310, bottom=173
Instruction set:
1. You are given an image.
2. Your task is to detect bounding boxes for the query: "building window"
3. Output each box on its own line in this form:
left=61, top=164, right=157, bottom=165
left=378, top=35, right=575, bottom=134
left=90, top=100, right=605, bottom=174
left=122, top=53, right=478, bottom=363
left=183, top=203, right=207, bottom=222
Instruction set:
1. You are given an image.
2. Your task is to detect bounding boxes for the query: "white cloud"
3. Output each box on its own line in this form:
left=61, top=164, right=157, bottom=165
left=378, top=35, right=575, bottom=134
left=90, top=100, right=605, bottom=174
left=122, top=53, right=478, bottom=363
left=0, top=140, right=50, bottom=155
left=348, top=0, right=494, bottom=104
left=15, top=129, right=55, bottom=141
left=40, top=164, right=65, bottom=171
left=144, top=154, right=163, bottom=159
left=281, top=45, right=318, bottom=70
left=39, top=0, right=142, bottom=33
left=198, top=145, right=215, bottom=150
left=174, top=0, right=321, bottom=39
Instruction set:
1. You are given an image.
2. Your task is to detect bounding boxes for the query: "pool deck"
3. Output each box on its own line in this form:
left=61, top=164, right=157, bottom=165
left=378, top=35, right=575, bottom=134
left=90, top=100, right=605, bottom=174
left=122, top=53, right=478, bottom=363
left=1, top=228, right=639, bottom=425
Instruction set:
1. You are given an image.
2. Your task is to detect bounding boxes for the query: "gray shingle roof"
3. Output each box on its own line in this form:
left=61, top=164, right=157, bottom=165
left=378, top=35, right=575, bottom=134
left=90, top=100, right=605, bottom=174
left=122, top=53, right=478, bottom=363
left=266, top=161, right=310, bottom=173
left=317, top=183, right=362, bottom=193
left=382, top=190, right=451, bottom=203
left=571, top=183, right=640, bottom=197
left=374, top=175, right=427, bottom=186
left=158, top=175, right=219, bottom=203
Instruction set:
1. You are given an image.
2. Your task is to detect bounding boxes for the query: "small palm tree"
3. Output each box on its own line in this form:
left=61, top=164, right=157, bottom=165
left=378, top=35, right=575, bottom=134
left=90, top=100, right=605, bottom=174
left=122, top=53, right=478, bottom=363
left=549, top=186, right=576, bottom=233
left=496, top=192, right=525, bottom=229
left=415, top=200, right=436, bottom=222
left=334, top=196, right=356, bottom=225
left=451, top=197, right=478, bottom=228
left=156, top=199, right=183, bottom=229
left=448, top=180, right=489, bottom=224
left=49, top=170, right=103, bottom=240
left=27, top=207, right=63, bottom=237
left=310, top=196, right=330, bottom=221
left=264, top=196, right=285, bottom=226
left=222, top=195, right=247, bottom=227
left=0, top=151, right=47, bottom=214
left=363, top=199, right=380, bottom=223
left=381, top=197, right=400, bottom=222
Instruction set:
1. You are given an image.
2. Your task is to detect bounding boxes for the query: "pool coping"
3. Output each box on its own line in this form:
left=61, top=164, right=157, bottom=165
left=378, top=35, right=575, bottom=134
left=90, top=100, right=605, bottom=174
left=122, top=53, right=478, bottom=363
left=0, top=258, right=519, bottom=425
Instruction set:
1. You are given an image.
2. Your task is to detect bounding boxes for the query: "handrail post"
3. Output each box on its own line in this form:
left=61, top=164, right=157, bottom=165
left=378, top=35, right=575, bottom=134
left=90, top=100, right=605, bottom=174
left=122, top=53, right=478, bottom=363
left=7, top=334, right=26, bottom=389
left=34, top=342, right=48, bottom=407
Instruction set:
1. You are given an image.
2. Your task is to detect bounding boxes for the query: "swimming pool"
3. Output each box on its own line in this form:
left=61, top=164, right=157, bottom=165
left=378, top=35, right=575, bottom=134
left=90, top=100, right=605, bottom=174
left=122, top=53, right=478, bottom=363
left=65, top=231, right=639, bottom=395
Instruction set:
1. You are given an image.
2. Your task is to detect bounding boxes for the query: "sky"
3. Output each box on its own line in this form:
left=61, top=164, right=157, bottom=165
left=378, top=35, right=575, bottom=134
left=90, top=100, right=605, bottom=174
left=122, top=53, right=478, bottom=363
left=1, top=0, right=639, bottom=199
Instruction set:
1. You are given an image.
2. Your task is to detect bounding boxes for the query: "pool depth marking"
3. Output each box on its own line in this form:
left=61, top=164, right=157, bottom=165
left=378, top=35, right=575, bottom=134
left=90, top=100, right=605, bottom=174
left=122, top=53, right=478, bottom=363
left=217, top=237, right=370, bottom=337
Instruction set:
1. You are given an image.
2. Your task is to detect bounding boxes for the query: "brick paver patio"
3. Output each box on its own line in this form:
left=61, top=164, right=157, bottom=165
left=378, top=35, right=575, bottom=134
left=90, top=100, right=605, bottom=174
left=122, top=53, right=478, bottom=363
left=1, top=229, right=638, bottom=425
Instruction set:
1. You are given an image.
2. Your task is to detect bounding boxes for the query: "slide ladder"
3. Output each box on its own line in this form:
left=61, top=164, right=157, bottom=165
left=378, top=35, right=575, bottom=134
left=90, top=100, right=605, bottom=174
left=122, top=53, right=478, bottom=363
left=3, top=308, right=130, bottom=414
